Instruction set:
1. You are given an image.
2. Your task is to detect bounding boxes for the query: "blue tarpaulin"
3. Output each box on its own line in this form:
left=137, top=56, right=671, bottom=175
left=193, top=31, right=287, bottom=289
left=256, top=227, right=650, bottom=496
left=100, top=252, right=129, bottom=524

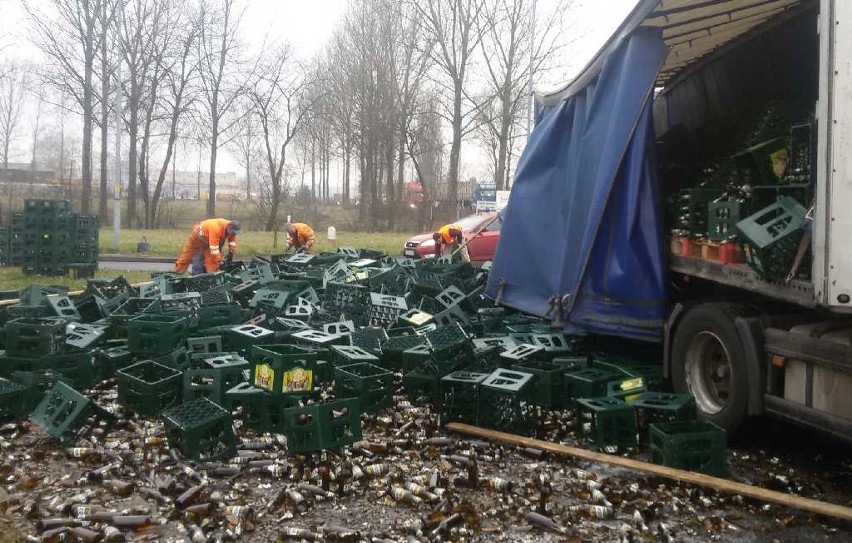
left=485, top=27, right=669, bottom=342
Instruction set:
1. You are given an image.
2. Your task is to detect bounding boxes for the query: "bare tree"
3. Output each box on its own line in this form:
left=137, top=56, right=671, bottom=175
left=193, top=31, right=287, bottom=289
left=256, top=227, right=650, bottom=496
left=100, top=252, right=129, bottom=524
left=415, top=0, right=487, bottom=207
left=479, top=0, right=569, bottom=189
left=147, top=8, right=199, bottom=226
left=251, top=45, right=318, bottom=230
left=26, top=0, right=103, bottom=212
left=230, top=100, right=257, bottom=201
left=96, top=0, right=118, bottom=219
left=0, top=61, right=27, bottom=170
left=197, top=0, right=250, bottom=218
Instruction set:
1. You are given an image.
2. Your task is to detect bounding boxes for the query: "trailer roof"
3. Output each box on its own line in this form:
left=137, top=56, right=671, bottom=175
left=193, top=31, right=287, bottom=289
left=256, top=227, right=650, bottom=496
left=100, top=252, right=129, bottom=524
left=538, top=0, right=813, bottom=107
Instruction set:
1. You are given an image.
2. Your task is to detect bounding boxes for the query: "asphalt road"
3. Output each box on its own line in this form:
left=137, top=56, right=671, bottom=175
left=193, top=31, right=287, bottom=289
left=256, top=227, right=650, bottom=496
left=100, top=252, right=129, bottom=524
left=98, top=255, right=173, bottom=272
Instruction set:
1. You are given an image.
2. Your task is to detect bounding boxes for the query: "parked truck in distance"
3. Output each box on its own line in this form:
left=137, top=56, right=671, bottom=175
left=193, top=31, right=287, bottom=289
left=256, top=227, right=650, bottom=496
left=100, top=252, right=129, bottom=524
left=472, top=181, right=497, bottom=212
left=488, top=0, right=852, bottom=443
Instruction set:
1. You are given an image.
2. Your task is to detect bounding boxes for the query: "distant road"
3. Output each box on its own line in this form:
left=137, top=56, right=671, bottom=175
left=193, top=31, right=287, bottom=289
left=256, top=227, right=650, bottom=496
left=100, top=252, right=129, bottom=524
left=98, top=254, right=173, bottom=272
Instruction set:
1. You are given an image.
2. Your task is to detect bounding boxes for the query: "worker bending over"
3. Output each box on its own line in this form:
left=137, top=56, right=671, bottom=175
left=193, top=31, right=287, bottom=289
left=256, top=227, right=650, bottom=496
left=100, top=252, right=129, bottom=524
left=433, top=223, right=470, bottom=262
left=284, top=222, right=316, bottom=253
left=174, top=218, right=241, bottom=273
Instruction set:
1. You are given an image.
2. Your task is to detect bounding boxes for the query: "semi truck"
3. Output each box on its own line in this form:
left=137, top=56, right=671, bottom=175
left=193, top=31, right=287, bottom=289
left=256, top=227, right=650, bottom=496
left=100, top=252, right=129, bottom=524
left=487, top=0, right=852, bottom=442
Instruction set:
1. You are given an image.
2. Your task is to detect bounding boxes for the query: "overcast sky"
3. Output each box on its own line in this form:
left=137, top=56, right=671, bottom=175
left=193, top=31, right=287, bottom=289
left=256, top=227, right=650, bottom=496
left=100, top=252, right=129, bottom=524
left=0, top=0, right=639, bottom=181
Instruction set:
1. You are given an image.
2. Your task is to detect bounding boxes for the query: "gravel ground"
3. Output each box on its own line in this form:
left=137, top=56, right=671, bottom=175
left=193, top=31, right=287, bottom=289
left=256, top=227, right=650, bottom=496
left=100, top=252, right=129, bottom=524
left=1, top=380, right=850, bottom=543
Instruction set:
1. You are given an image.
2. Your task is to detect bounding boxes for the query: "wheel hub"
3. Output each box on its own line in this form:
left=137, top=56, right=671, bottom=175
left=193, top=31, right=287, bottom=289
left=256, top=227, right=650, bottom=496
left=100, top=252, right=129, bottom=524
left=684, top=331, right=732, bottom=415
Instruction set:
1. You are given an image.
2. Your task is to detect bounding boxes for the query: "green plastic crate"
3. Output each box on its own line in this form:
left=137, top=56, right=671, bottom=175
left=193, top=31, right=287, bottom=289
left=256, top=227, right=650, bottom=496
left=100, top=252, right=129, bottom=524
left=187, top=336, right=224, bottom=357
left=198, top=303, right=243, bottom=330
left=649, top=420, right=726, bottom=476
left=0, top=378, right=27, bottom=422
left=117, top=360, right=184, bottom=416
left=127, top=313, right=189, bottom=355
left=224, top=324, right=276, bottom=356
left=334, top=362, right=394, bottom=413
left=184, top=354, right=250, bottom=404
left=512, top=359, right=569, bottom=408
left=45, top=295, right=82, bottom=322
left=153, top=347, right=191, bottom=371
left=9, top=370, right=68, bottom=413
left=250, top=344, right=317, bottom=395
left=378, top=334, right=426, bottom=369
left=736, top=196, right=807, bottom=281
left=401, top=343, right=434, bottom=374
left=161, top=397, right=236, bottom=461
left=30, top=381, right=114, bottom=442
left=425, top=323, right=474, bottom=365
left=4, top=317, right=66, bottom=357
left=564, top=368, right=623, bottom=402
left=94, top=345, right=133, bottom=380
left=330, top=345, right=379, bottom=368
left=280, top=397, right=362, bottom=453
left=575, top=396, right=637, bottom=451
left=65, top=323, right=107, bottom=351
left=439, top=371, right=488, bottom=425
left=403, top=369, right=441, bottom=405
left=632, top=392, right=696, bottom=439
left=478, top=369, right=537, bottom=435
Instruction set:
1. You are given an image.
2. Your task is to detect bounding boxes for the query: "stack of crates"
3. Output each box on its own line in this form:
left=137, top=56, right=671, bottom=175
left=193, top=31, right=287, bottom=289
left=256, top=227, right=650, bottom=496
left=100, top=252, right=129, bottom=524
left=0, top=224, right=8, bottom=266
left=2, top=200, right=99, bottom=276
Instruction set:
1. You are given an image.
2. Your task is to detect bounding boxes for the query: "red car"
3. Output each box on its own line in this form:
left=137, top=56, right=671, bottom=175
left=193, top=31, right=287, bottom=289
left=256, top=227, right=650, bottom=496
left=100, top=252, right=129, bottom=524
left=402, top=212, right=502, bottom=261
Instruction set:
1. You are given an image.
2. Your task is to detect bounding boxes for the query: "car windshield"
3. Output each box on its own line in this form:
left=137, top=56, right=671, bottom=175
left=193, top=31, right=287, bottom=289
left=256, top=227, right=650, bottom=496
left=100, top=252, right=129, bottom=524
left=455, top=214, right=491, bottom=230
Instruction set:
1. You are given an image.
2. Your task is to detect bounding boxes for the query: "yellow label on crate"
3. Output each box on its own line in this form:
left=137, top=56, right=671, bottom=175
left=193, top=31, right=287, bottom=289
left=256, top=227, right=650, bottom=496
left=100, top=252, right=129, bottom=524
left=619, top=377, right=644, bottom=391
left=344, top=271, right=369, bottom=283
left=282, top=368, right=313, bottom=393
left=254, top=364, right=275, bottom=392
left=407, top=311, right=433, bottom=325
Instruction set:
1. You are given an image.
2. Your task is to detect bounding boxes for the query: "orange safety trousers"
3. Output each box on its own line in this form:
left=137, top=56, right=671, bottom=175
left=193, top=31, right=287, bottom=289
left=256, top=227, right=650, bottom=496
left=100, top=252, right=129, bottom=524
left=174, top=231, right=222, bottom=273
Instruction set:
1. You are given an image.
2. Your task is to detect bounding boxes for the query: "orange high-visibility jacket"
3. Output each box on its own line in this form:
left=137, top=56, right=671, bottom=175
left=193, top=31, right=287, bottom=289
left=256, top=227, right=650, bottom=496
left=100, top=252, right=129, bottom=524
left=437, top=224, right=463, bottom=245
left=194, top=218, right=238, bottom=256
left=288, top=223, right=315, bottom=247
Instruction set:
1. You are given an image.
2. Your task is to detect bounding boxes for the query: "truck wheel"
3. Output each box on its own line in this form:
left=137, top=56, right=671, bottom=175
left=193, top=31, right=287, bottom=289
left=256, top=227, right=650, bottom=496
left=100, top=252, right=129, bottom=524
left=670, top=303, right=756, bottom=435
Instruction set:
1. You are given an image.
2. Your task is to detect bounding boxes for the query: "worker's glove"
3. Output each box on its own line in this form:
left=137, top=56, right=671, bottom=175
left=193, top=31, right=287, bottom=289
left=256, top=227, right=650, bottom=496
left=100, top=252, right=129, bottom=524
left=225, top=251, right=234, bottom=265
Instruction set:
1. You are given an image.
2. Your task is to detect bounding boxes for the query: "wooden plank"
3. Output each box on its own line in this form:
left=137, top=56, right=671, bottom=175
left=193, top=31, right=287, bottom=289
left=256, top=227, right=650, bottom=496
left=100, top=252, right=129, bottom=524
left=445, top=422, right=852, bottom=522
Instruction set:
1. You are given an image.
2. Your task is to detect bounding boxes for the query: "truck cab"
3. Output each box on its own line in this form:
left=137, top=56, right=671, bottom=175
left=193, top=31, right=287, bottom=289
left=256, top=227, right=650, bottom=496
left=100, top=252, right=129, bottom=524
left=487, top=0, right=852, bottom=441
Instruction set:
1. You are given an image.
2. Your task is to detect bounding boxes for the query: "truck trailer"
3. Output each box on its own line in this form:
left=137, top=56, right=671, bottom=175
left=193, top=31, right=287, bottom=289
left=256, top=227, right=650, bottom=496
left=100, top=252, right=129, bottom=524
left=487, top=0, right=852, bottom=441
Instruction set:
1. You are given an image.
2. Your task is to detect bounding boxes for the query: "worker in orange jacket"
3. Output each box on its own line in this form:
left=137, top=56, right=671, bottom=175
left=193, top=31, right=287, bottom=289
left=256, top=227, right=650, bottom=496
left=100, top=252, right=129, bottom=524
left=433, top=222, right=470, bottom=262
left=283, top=222, right=316, bottom=253
left=174, top=218, right=241, bottom=273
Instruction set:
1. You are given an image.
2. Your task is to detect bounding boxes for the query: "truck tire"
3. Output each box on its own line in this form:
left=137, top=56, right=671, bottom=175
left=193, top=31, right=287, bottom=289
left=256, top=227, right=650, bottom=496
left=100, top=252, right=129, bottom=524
left=670, top=303, right=757, bottom=435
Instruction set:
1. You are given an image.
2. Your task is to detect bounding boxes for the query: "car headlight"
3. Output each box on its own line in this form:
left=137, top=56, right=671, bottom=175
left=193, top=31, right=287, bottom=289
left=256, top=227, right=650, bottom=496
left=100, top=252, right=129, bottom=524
left=420, top=239, right=435, bottom=248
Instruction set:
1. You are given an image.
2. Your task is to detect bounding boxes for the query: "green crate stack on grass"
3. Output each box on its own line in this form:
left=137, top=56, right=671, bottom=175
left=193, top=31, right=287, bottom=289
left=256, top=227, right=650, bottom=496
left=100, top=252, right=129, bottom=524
left=575, top=396, right=638, bottom=451
left=334, top=362, right=394, bottom=413
left=280, top=397, right=362, bottom=453
left=477, top=368, right=537, bottom=435
left=117, top=360, right=184, bottom=416
left=649, top=420, right=727, bottom=476
left=0, top=224, right=8, bottom=267
left=439, top=371, right=489, bottom=425
left=7, top=213, right=24, bottom=266
left=161, top=397, right=236, bottom=461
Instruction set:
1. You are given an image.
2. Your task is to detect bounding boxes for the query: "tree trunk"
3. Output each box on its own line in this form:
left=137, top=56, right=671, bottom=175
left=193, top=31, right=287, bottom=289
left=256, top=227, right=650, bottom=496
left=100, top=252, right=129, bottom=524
left=448, top=84, right=463, bottom=207
left=126, top=105, right=138, bottom=227
left=99, top=1, right=109, bottom=219
left=81, top=24, right=95, bottom=214
left=343, top=143, right=350, bottom=205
